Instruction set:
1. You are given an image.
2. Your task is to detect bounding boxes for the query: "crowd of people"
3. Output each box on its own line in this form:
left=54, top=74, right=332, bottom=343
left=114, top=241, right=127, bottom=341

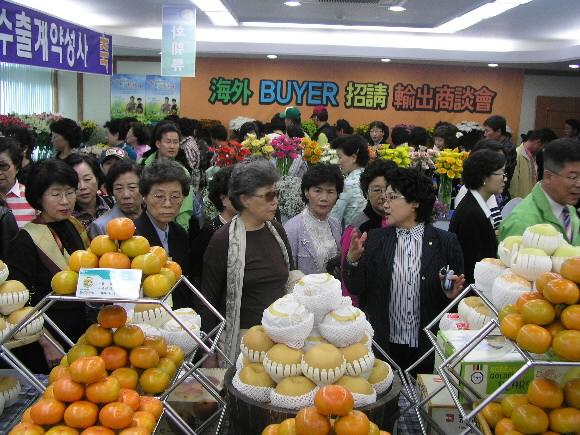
left=0, top=105, right=579, bottom=373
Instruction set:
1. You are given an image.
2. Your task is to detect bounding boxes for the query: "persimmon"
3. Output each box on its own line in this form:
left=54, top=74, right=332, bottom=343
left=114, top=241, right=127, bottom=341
left=30, top=398, right=66, bottom=425
left=334, top=410, right=370, bottom=435
left=515, top=292, right=544, bottom=313
left=535, top=272, right=562, bottom=295
left=100, top=346, right=128, bottom=371
left=85, top=376, right=121, bottom=404
left=49, top=366, right=72, bottom=384
left=113, top=325, right=145, bottom=349
left=148, top=246, right=168, bottom=267
left=67, top=344, right=98, bottom=364
left=521, top=299, right=555, bottom=326
left=117, top=429, right=149, bottom=435
left=278, top=418, right=296, bottom=435
left=561, top=304, right=580, bottom=330
left=543, top=278, right=580, bottom=305
left=516, top=324, right=552, bottom=354
left=500, top=314, right=525, bottom=340
left=99, top=402, right=134, bottom=430
left=69, top=356, right=107, bottom=385
left=21, top=406, right=34, bottom=423
left=106, top=218, right=135, bottom=241
left=129, top=346, right=160, bottom=369
left=110, top=368, right=139, bottom=390
left=99, top=252, right=131, bottom=269
left=511, top=404, right=549, bottom=434
left=44, top=426, right=79, bottom=435
left=164, top=345, right=184, bottom=366
left=80, top=427, right=115, bottom=435
left=120, top=236, right=150, bottom=258
left=89, top=235, right=118, bottom=257
left=501, top=394, right=528, bottom=418
left=142, top=336, right=167, bottom=358
left=480, top=402, right=503, bottom=428
left=142, top=274, right=171, bottom=298
left=527, top=378, right=563, bottom=409
left=314, top=385, right=354, bottom=417
left=64, top=401, right=99, bottom=429
left=51, top=271, right=79, bottom=295
left=548, top=407, right=580, bottom=433
left=564, top=378, right=580, bottom=408
left=139, top=368, right=169, bottom=394
left=546, top=320, right=565, bottom=338
left=157, top=357, right=177, bottom=378
left=164, top=260, right=182, bottom=279
left=495, top=418, right=516, bottom=435
left=131, top=253, right=161, bottom=275
left=43, top=385, right=56, bottom=399
left=138, top=396, right=163, bottom=419
left=53, top=378, right=85, bottom=403
left=118, top=388, right=140, bottom=411
left=69, top=250, right=98, bottom=272
left=85, top=324, right=113, bottom=348
left=8, top=422, right=45, bottom=435
left=295, top=406, right=331, bottom=435
left=130, top=411, right=157, bottom=433
left=560, top=257, right=580, bottom=284
left=97, top=305, right=127, bottom=329
left=553, top=329, right=580, bottom=361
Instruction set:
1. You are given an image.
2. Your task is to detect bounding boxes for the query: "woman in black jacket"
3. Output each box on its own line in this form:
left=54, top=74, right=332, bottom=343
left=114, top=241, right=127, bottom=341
left=0, top=198, right=18, bottom=261
left=449, top=149, right=506, bottom=284
left=344, top=168, right=465, bottom=374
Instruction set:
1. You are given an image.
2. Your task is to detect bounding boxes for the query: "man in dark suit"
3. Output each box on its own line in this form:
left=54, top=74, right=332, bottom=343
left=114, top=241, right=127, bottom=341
left=137, top=159, right=192, bottom=308
left=344, top=168, right=465, bottom=374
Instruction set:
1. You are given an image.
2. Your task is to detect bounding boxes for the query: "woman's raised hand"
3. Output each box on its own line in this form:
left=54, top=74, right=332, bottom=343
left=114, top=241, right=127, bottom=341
left=347, top=230, right=367, bottom=264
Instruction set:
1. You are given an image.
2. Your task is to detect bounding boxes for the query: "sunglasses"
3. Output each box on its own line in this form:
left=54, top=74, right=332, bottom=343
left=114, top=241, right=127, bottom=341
left=253, top=190, right=279, bottom=202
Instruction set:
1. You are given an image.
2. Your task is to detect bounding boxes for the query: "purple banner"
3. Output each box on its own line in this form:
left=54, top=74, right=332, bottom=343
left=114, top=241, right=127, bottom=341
left=0, top=0, right=112, bottom=75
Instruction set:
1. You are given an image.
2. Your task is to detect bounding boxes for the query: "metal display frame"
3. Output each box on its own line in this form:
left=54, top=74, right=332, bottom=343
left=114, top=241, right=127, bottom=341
left=398, top=284, right=580, bottom=435
left=0, top=276, right=229, bottom=435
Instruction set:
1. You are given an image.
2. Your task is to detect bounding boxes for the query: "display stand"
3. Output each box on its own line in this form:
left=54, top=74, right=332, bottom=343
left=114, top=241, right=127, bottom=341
left=0, top=276, right=229, bottom=435
left=398, top=284, right=580, bottom=435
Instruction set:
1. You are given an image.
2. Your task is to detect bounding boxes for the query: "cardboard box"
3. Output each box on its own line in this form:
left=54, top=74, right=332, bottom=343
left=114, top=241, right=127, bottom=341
left=417, top=374, right=473, bottom=435
left=435, top=330, right=569, bottom=398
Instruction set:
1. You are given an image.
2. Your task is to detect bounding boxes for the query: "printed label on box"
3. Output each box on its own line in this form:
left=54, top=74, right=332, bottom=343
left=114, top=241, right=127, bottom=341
left=76, top=268, right=142, bottom=299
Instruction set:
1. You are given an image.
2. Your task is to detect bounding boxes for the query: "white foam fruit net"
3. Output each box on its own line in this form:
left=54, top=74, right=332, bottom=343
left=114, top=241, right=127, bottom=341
left=371, top=362, right=395, bottom=395
left=160, top=320, right=201, bottom=355
left=439, top=313, right=470, bottom=331
left=0, top=290, right=29, bottom=316
left=270, top=386, right=318, bottom=410
left=12, top=315, right=43, bottom=339
left=232, top=369, right=274, bottom=403
left=0, top=379, right=20, bottom=406
left=262, top=312, right=314, bottom=349
left=0, top=266, right=8, bottom=285
left=132, top=307, right=171, bottom=328
left=263, top=356, right=303, bottom=383
left=345, top=352, right=375, bottom=379
left=351, top=390, right=377, bottom=408
left=236, top=353, right=245, bottom=370
left=292, top=273, right=343, bottom=325
left=301, top=357, right=347, bottom=386
left=319, top=308, right=367, bottom=347
left=239, top=342, right=268, bottom=363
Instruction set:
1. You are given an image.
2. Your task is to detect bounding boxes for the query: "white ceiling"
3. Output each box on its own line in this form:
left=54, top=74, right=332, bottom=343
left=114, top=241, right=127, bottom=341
left=9, top=0, right=580, bottom=70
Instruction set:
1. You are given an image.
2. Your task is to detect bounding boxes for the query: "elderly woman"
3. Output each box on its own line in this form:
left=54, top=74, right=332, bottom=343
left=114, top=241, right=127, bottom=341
left=284, top=164, right=343, bottom=274
left=50, top=118, right=82, bottom=160
left=344, top=168, right=465, bottom=374
left=0, top=137, right=36, bottom=228
left=125, top=122, right=151, bottom=161
left=450, top=149, right=506, bottom=284
left=199, top=159, right=295, bottom=364
left=88, top=159, right=143, bottom=238
left=330, top=135, right=369, bottom=228
left=141, top=122, right=194, bottom=231
left=190, top=166, right=235, bottom=286
left=135, top=159, right=191, bottom=308
left=65, top=153, right=113, bottom=228
left=6, top=159, right=90, bottom=373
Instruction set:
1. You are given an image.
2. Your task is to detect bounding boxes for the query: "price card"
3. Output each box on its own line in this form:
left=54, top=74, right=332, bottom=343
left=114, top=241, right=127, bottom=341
left=76, top=268, right=142, bottom=300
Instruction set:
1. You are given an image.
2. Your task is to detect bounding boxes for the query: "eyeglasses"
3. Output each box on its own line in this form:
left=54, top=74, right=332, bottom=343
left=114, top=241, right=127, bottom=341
left=385, top=193, right=405, bottom=202
left=0, top=162, right=12, bottom=172
left=150, top=193, right=183, bottom=204
left=369, top=187, right=388, bottom=196
left=491, top=171, right=507, bottom=178
left=46, top=190, right=76, bottom=200
left=253, top=190, right=279, bottom=202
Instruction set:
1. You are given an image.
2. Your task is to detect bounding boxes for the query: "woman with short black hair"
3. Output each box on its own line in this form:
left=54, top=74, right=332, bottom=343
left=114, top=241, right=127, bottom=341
left=450, top=149, right=506, bottom=284
left=6, top=159, right=90, bottom=373
left=330, top=135, right=369, bottom=228
left=284, top=164, right=344, bottom=274
left=125, top=122, right=150, bottom=161
left=344, top=168, right=465, bottom=374
left=5, top=125, right=35, bottom=185
left=368, top=121, right=389, bottom=147
left=50, top=118, right=82, bottom=160
left=65, top=153, right=112, bottom=228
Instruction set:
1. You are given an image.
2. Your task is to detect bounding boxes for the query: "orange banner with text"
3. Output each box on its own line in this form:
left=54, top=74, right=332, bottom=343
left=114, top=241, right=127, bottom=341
left=181, top=58, right=524, bottom=136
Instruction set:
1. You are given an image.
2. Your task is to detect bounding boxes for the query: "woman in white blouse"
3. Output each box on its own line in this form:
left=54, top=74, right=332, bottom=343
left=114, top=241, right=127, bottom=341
left=284, top=164, right=344, bottom=275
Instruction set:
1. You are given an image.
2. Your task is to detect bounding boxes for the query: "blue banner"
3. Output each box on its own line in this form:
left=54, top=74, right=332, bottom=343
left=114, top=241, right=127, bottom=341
left=0, top=0, right=113, bottom=75
left=161, top=6, right=196, bottom=77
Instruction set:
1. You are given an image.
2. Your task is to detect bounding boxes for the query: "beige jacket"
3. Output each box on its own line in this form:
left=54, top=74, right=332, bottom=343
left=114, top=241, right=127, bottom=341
left=509, top=144, right=536, bottom=199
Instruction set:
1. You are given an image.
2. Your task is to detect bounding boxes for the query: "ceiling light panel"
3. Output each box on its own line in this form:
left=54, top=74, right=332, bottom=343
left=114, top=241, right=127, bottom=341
left=190, top=0, right=238, bottom=26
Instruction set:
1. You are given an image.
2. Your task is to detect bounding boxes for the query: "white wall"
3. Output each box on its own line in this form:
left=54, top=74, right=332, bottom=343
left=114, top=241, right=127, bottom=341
left=519, top=74, right=580, bottom=134
left=56, top=71, right=77, bottom=120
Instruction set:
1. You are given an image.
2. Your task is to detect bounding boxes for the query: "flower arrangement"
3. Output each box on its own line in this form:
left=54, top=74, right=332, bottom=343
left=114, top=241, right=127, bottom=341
left=209, top=140, right=251, bottom=167
left=229, top=116, right=255, bottom=132
left=0, top=115, right=30, bottom=131
left=320, top=143, right=338, bottom=165
left=242, top=133, right=274, bottom=159
left=455, top=121, right=484, bottom=133
left=277, top=175, right=304, bottom=220
left=355, top=123, right=370, bottom=137
left=81, top=143, right=109, bottom=158
left=434, top=148, right=468, bottom=180
left=15, top=113, right=62, bottom=145
left=377, top=144, right=412, bottom=167
left=80, top=120, right=97, bottom=130
left=301, top=137, right=323, bottom=165
left=410, top=146, right=438, bottom=171
left=368, top=146, right=377, bottom=161
left=271, top=134, right=303, bottom=175
left=301, top=119, right=317, bottom=138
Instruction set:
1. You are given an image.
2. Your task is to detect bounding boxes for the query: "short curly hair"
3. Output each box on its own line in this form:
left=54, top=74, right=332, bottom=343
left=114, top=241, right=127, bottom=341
left=228, top=159, right=279, bottom=212
left=208, top=166, right=233, bottom=212
left=389, top=168, right=436, bottom=224
left=331, top=134, right=370, bottom=167
left=462, top=149, right=506, bottom=190
left=64, top=153, right=105, bottom=187
left=139, top=159, right=191, bottom=197
left=50, top=118, right=82, bottom=148
left=359, top=159, right=397, bottom=198
left=105, top=159, right=142, bottom=195
left=300, top=164, right=344, bottom=203
left=25, top=159, right=79, bottom=211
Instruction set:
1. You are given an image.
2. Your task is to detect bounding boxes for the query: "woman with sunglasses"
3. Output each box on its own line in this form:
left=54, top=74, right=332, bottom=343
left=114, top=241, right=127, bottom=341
left=344, top=168, right=465, bottom=374
left=198, top=159, right=296, bottom=365
left=449, top=149, right=506, bottom=285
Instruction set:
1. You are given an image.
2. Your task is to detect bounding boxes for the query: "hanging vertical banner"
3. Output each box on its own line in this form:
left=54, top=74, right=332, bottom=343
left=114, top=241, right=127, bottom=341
left=0, top=0, right=113, bottom=75
left=111, top=74, right=147, bottom=119
left=145, top=75, right=181, bottom=119
left=161, top=6, right=196, bottom=77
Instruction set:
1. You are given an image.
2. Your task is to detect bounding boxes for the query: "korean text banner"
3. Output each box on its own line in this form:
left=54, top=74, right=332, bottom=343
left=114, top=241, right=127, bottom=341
left=161, top=6, right=196, bottom=77
left=0, top=0, right=113, bottom=75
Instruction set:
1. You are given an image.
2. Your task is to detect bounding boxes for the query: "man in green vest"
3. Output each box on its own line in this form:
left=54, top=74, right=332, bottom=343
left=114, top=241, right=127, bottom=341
left=500, top=138, right=580, bottom=245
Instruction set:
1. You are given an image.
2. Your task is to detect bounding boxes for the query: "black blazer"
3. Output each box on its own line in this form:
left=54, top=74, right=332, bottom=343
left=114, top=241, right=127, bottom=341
left=134, top=213, right=192, bottom=308
left=449, top=191, right=498, bottom=284
left=343, top=224, right=464, bottom=355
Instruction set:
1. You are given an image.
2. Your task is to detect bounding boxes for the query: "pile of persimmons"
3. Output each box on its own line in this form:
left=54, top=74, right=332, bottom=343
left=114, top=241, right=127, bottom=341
left=50, top=217, right=182, bottom=299
left=480, top=377, right=579, bottom=434
left=261, top=385, right=391, bottom=435
left=499, top=257, right=580, bottom=361
left=9, top=305, right=184, bottom=435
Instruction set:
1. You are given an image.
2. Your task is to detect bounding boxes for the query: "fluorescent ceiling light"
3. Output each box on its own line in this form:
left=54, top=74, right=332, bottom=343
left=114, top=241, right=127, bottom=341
left=381, top=58, right=391, bottom=62
left=488, top=63, right=499, bottom=67
left=284, top=1, right=302, bottom=6
left=191, top=0, right=238, bottom=26
left=388, top=6, right=406, bottom=12
left=244, top=0, right=534, bottom=34
left=569, top=64, right=580, bottom=69
left=267, top=54, right=278, bottom=59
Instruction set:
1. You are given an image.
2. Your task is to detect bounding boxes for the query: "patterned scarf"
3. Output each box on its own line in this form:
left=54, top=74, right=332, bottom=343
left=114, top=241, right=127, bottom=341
left=222, top=215, right=290, bottom=365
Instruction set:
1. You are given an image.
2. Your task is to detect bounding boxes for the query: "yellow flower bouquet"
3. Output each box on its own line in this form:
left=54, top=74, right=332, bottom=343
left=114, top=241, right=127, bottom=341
left=241, top=133, right=274, bottom=159
left=302, top=137, right=324, bottom=165
left=434, top=148, right=468, bottom=179
left=377, top=144, right=412, bottom=167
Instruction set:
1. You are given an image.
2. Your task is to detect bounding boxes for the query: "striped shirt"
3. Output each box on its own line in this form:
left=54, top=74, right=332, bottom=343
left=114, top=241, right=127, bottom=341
left=389, top=223, right=424, bottom=347
left=4, top=181, right=36, bottom=228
